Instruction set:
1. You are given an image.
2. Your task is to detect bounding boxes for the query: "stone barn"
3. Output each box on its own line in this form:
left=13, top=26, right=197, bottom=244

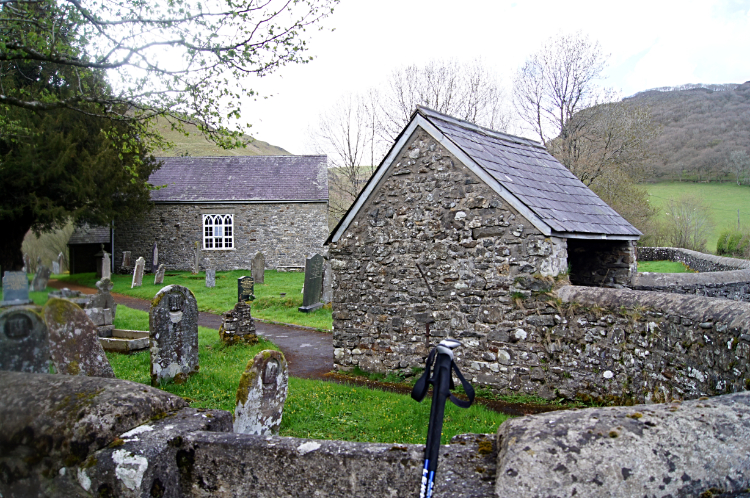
left=114, top=155, right=329, bottom=271
left=326, top=106, right=641, bottom=385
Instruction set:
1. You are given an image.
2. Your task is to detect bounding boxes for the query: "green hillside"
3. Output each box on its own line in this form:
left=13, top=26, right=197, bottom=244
left=151, top=117, right=289, bottom=157
left=642, top=181, right=750, bottom=252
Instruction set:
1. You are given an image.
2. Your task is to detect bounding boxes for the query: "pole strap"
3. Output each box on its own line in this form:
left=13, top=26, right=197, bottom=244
left=411, top=347, right=475, bottom=408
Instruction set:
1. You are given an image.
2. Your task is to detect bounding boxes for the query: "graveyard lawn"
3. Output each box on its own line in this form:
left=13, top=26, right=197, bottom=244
left=637, top=261, right=696, bottom=273
left=111, top=305, right=510, bottom=444
left=56, top=270, right=333, bottom=330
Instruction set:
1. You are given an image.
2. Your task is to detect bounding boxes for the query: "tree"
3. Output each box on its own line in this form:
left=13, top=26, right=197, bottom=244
left=729, top=150, right=750, bottom=185
left=662, top=195, right=714, bottom=252
left=1, top=0, right=337, bottom=143
left=512, top=33, right=659, bottom=234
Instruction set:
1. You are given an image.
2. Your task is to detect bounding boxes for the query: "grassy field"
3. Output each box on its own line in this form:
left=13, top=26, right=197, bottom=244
left=109, top=305, right=509, bottom=444
left=56, top=270, right=333, bottom=331
left=637, top=261, right=695, bottom=273
left=643, top=181, right=750, bottom=253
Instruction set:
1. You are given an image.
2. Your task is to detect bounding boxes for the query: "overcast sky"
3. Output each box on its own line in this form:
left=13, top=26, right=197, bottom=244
left=243, top=0, right=750, bottom=154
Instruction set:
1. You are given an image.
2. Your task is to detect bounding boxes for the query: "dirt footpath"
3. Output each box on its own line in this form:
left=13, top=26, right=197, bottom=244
left=48, top=280, right=333, bottom=379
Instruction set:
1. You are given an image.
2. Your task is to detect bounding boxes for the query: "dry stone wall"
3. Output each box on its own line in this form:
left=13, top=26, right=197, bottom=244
left=114, top=202, right=328, bottom=272
left=329, top=127, right=568, bottom=385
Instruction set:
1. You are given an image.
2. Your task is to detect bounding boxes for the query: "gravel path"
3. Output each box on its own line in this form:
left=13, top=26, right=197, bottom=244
left=48, top=280, right=333, bottom=379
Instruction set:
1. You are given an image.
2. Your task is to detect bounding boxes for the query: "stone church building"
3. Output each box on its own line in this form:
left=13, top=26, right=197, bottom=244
left=326, top=107, right=641, bottom=385
left=114, top=155, right=329, bottom=272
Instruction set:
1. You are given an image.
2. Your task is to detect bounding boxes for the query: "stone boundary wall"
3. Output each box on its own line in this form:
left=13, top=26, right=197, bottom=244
left=635, top=247, right=750, bottom=301
left=2, top=372, right=749, bottom=497
left=637, top=246, right=750, bottom=272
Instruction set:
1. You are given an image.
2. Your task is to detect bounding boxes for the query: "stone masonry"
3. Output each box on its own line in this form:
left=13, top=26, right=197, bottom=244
left=114, top=202, right=328, bottom=272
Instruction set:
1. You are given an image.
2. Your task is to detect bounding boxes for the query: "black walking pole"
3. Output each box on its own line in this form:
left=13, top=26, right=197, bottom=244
left=412, top=338, right=475, bottom=498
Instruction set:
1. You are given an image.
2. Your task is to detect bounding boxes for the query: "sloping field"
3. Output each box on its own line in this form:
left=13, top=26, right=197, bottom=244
left=643, top=182, right=750, bottom=253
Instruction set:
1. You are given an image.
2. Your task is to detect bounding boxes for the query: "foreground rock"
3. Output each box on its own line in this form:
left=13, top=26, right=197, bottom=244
left=495, top=391, right=750, bottom=497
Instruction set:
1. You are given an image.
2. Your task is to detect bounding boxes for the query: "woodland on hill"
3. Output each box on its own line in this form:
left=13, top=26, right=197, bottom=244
left=625, top=82, right=750, bottom=182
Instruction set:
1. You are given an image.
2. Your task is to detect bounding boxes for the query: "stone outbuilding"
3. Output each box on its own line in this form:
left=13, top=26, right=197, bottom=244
left=114, top=155, right=329, bottom=271
left=326, top=107, right=641, bottom=380
left=67, top=224, right=112, bottom=274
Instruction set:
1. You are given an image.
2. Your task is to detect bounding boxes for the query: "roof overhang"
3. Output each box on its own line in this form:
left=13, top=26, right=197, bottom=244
left=553, top=232, right=641, bottom=241
left=153, top=199, right=328, bottom=204
left=328, top=114, right=555, bottom=244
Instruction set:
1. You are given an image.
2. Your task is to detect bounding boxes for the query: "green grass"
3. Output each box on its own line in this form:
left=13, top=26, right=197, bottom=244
left=56, top=269, right=332, bottom=330
left=105, top=304, right=508, bottom=443
left=637, top=261, right=695, bottom=273
left=643, top=182, right=750, bottom=253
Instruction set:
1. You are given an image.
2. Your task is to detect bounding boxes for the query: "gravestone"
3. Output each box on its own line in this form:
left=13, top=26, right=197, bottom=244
left=234, top=350, right=288, bottom=435
left=42, top=298, right=115, bottom=378
left=122, top=251, right=132, bottom=268
left=52, top=261, right=60, bottom=275
left=298, top=254, right=324, bottom=313
left=151, top=242, right=158, bottom=273
left=252, top=252, right=265, bottom=284
left=0, top=306, right=49, bottom=373
left=1, top=272, right=32, bottom=307
left=101, top=251, right=111, bottom=280
left=85, top=278, right=117, bottom=338
left=57, top=252, right=64, bottom=273
left=205, top=269, right=216, bottom=288
left=154, top=264, right=166, bottom=285
left=31, top=265, right=52, bottom=292
left=321, top=259, right=333, bottom=305
left=149, top=285, right=199, bottom=386
left=94, top=245, right=105, bottom=279
left=238, top=276, right=255, bottom=303
left=22, top=254, right=30, bottom=274
left=219, top=301, right=257, bottom=345
left=131, top=257, right=145, bottom=288
left=193, top=241, right=201, bottom=274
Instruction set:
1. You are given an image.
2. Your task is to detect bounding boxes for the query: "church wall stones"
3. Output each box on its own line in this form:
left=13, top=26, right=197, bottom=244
left=114, top=202, right=328, bottom=272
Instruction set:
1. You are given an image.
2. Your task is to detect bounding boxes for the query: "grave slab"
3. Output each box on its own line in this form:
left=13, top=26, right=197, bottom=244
left=0, top=306, right=49, bottom=373
left=252, top=252, right=265, bottom=284
left=1, top=271, right=32, bottom=307
left=299, top=254, right=324, bottom=312
left=234, top=350, right=288, bottom=435
left=149, top=285, right=199, bottom=386
left=131, top=257, right=145, bottom=288
left=154, top=264, right=166, bottom=285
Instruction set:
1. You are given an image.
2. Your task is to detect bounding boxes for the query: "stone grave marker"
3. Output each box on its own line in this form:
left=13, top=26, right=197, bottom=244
left=122, top=251, right=132, bottom=268
left=1, top=272, right=32, bottom=307
left=298, top=254, right=324, bottom=313
left=31, top=265, right=52, bottom=292
left=42, top=298, right=115, bottom=377
left=193, top=241, right=200, bottom=274
left=22, top=254, right=30, bottom=273
left=85, top=278, right=116, bottom=337
left=219, top=301, right=257, bottom=345
left=149, top=285, right=199, bottom=386
left=151, top=242, right=159, bottom=273
left=57, top=252, right=64, bottom=273
left=252, top=252, right=265, bottom=284
left=131, top=257, right=145, bottom=288
left=94, top=245, right=105, bottom=279
left=238, top=276, right=255, bottom=303
left=321, top=259, right=333, bottom=304
left=234, top=350, right=288, bottom=435
left=205, top=269, right=216, bottom=288
left=52, top=261, right=60, bottom=275
left=154, top=264, right=166, bottom=285
left=101, top=251, right=111, bottom=280
left=0, top=306, right=49, bottom=373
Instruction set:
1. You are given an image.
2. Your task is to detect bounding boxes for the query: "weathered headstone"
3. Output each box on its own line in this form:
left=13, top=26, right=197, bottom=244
left=57, top=252, right=64, bottom=273
left=0, top=306, right=49, bottom=373
left=238, top=276, right=255, bottom=303
left=22, top=254, right=30, bottom=274
left=52, top=261, right=60, bottom=275
left=299, top=254, right=324, bottom=313
left=149, top=285, right=199, bottom=386
left=42, top=298, right=115, bottom=378
left=205, top=269, right=216, bottom=288
left=86, top=278, right=117, bottom=319
left=234, top=350, right=288, bottom=435
left=321, top=259, right=333, bottom=305
left=251, top=252, right=265, bottom=284
left=193, top=241, right=200, bottom=274
left=31, top=265, right=52, bottom=292
left=154, top=264, right=166, bottom=285
left=219, top=301, right=257, bottom=345
left=1, top=272, right=32, bottom=307
left=122, top=251, right=132, bottom=268
left=151, top=242, right=158, bottom=273
left=101, top=251, right=111, bottom=280
left=131, top=257, right=145, bottom=288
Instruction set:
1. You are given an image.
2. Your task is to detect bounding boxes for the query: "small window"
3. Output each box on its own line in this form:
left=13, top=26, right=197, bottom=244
left=202, top=214, right=234, bottom=250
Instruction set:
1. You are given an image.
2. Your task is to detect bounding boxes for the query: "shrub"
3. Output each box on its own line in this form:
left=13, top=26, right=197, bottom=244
left=716, top=230, right=750, bottom=257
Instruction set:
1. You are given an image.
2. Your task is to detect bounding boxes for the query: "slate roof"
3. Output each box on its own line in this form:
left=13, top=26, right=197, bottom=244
left=148, top=156, right=328, bottom=203
left=328, top=107, right=640, bottom=243
left=68, top=224, right=110, bottom=245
